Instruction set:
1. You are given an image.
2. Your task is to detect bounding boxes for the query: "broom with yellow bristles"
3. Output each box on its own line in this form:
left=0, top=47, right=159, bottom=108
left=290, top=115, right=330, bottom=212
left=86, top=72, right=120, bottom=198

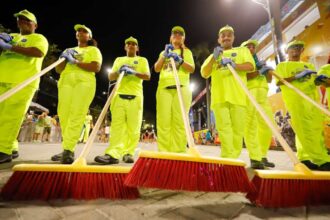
left=225, top=64, right=330, bottom=208
left=1, top=70, right=139, bottom=200
left=124, top=57, right=253, bottom=193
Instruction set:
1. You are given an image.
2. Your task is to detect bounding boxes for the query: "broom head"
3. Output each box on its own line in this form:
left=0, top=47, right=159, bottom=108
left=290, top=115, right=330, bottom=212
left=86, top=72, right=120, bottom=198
left=247, top=163, right=330, bottom=207
left=1, top=159, right=139, bottom=200
left=124, top=150, right=253, bottom=193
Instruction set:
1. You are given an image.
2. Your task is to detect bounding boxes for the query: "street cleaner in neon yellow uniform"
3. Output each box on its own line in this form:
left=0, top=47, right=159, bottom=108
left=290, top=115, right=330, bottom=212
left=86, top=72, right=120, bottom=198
left=241, top=39, right=275, bottom=169
left=79, top=110, right=93, bottom=144
left=276, top=40, right=330, bottom=171
left=95, top=36, right=150, bottom=164
left=154, top=26, right=195, bottom=153
left=315, top=64, right=330, bottom=110
left=0, top=10, right=48, bottom=163
left=51, top=24, right=102, bottom=164
left=201, top=25, right=255, bottom=162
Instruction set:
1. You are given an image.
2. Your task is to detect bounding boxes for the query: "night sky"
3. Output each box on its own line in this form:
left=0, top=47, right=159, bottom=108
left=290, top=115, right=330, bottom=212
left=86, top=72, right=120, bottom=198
left=2, top=0, right=286, bottom=121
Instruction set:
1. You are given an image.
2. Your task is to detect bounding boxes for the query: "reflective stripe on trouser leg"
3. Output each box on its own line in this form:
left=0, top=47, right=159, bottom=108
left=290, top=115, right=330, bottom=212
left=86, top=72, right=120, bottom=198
left=0, top=83, right=36, bottom=154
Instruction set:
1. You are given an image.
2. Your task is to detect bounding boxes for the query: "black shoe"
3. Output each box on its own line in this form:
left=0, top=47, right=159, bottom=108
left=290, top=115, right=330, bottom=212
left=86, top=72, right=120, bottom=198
left=318, top=162, right=330, bottom=171
left=301, top=160, right=319, bottom=170
left=51, top=152, right=63, bottom=161
left=262, top=157, right=275, bottom=168
left=94, top=154, right=119, bottom=165
left=0, top=152, right=12, bottom=164
left=12, top=150, right=19, bottom=159
left=123, top=154, right=134, bottom=163
left=250, top=159, right=265, bottom=169
left=61, top=150, right=74, bottom=164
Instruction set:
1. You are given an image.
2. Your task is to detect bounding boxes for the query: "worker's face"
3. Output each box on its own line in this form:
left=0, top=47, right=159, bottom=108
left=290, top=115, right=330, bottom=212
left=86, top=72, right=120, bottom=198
left=76, top=28, right=91, bottom=43
left=170, top=31, right=185, bottom=45
left=218, top=31, right=234, bottom=49
left=17, top=16, right=37, bottom=34
left=246, top=43, right=256, bottom=54
left=287, top=46, right=303, bottom=61
left=124, top=42, right=138, bottom=56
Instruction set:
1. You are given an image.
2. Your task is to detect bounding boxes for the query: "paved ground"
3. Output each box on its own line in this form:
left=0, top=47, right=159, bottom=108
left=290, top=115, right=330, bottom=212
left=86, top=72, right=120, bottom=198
left=1, top=142, right=330, bottom=220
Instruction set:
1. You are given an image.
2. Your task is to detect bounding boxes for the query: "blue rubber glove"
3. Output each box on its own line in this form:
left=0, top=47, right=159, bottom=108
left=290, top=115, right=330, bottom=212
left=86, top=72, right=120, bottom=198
left=294, top=69, right=316, bottom=79
left=213, top=46, right=223, bottom=60
left=259, top=65, right=273, bottom=75
left=0, top=33, right=13, bottom=43
left=163, top=44, right=174, bottom=58
left=168, top=52, right=184, bottom=64
left=0, top=39, right=12, bottom=50
left=119, top=65, right=137, bottom=75
left=314, top=74, right=329, bottom=86
left=60, top=49, right=78, bottom=64
left=221, top=57, right=236, bottom=69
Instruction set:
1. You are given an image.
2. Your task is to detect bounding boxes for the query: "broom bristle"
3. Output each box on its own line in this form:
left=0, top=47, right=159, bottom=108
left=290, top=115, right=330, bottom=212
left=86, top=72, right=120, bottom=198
left=124, top=157, right=253, bottom=192
left=247, top=175, right=330, bottom=208
left=1, top=171, right=139, bottom=200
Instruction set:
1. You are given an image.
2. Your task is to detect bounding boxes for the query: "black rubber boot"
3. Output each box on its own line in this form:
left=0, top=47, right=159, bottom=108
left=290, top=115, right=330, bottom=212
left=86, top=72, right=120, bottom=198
left=250, top=159, right=265, bottom=169
left=262, top=157, right=275, bottom=168
left=94, top=154, right=119, bottom=165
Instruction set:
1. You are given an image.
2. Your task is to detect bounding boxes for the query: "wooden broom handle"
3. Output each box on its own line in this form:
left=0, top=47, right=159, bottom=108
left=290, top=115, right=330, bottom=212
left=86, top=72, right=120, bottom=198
left=169, top=58, right=198, bottom=152
left=76, top=72, right=125, bottom=161
left=0, top=58, right=65, bottom=103
left=270, top=71, right=330, bottom=117
left=227, top=64, right=300, bottom=165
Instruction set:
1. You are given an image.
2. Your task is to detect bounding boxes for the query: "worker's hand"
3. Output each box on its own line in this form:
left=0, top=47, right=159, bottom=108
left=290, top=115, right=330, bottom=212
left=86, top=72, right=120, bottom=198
left=119, top=65, right=136, bottom=75
left=221, top=57, right=236, bottom=69
left=0, top=33, right=12, bottom=43
left=258, top=65, right=273, bottom=75
left=60, top=49, right=78, bottom=64
left=314, top=74, right=329, bottom=86
left=167, top=52, right=183, bottom=64
left=294, top=69, right=316, bottom=79
left=0, top=39, right=12, bottom=50
left=163, top=44, right=174, bottom=58
left=213, top=46, right=223, bottom=60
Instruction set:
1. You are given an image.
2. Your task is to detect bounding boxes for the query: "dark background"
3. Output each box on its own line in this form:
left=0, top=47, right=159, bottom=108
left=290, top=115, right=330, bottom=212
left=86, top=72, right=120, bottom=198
left=1, top=0, right=287, bottom=123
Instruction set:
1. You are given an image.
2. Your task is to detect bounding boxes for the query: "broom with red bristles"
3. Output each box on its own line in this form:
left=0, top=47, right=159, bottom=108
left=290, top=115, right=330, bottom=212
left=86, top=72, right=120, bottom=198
left=124, top=57, right=253, bottom=193
left=225, top=64, right=330, bottom=208
left=1, top=70, right=139, bottom=200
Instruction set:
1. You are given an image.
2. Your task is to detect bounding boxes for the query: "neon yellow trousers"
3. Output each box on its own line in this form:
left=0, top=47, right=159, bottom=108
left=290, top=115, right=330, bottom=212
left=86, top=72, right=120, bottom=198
left=0, top=83, right=36, bottom=154
left=213, top=102, right=246, bottom=158
left=58, top=73, right=95, bottom=152
left=285, top=93, right=330, bottom=165
left=156, top=86, right=191, bottom=153
left=244, top=88, right=273, bottom=160
left=79, top=124, right=90, bottom=142
left=105, top=95, right=143, bottom=159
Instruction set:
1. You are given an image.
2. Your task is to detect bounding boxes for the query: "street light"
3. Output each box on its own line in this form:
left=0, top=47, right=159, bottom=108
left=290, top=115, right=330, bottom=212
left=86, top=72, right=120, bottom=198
left=251, top=0, right=281, bottom=64
left=106, top=67, right=112, bottom=73
left=190, top=82, right=196, bottom=93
